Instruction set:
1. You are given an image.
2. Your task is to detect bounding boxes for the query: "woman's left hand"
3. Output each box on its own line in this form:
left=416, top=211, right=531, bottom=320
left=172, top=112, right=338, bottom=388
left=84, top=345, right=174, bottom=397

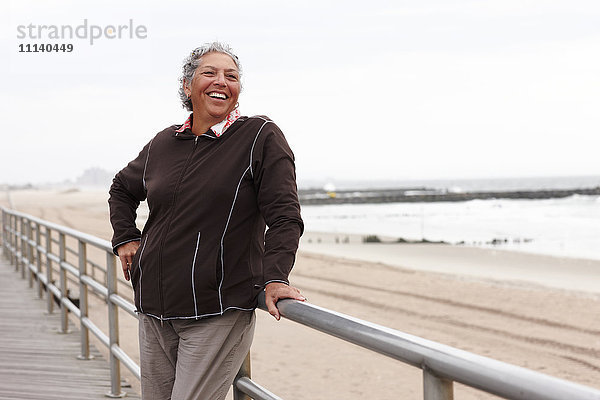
left=116, top=241, right=140, bottom=281
left=265, top=282, right=306, bottom=321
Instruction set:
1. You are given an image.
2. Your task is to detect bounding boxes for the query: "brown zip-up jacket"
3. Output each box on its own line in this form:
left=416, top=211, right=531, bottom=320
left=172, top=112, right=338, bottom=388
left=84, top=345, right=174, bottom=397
left=108, top=115, right=303, bottom=320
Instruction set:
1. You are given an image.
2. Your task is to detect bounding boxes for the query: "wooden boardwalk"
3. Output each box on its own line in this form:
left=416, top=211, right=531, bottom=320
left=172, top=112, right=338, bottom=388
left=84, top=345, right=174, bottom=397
left=0, top=257, right=140, bottom=399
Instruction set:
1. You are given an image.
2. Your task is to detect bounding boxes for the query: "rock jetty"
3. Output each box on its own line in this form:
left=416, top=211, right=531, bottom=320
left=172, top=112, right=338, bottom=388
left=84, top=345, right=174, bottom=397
left=298, top=186, right=600, bottom=205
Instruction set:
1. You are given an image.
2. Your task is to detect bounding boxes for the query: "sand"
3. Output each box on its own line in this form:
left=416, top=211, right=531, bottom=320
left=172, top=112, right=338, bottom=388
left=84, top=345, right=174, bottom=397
left=2, top=188, right=599, bottom=399
left=300, top=232, right=600, bottom=295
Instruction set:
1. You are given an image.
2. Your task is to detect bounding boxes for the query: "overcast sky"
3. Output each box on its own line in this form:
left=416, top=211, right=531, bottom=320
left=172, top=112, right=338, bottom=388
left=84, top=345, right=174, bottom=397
left=1, top=0, right=599, bottom=186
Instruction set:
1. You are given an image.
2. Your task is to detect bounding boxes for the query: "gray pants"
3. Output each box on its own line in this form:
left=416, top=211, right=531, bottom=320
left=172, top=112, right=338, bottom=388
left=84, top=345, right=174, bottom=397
left=138, top=310, right=256, bottom=400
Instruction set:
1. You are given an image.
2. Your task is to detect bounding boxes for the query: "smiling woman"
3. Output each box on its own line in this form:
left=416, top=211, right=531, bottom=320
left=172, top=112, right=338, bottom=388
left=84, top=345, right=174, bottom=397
left=184, top=52, right=241, bottom=134
left=108, top=41, right=306, bottom=399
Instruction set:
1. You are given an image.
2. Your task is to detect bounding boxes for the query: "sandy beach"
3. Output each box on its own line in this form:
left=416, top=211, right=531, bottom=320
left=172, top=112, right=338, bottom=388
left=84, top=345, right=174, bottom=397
left=2, top=188, right=599, bottom=399
left=300, top=232, right=600, bottom=295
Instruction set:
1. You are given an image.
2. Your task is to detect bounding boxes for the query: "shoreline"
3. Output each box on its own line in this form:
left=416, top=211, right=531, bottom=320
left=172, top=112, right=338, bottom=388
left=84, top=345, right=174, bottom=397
left=299, top=231, right=600, bottom=296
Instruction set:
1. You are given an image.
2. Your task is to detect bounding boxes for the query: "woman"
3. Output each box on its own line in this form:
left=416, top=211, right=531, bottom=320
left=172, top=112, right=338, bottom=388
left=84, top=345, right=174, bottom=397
left=108, top=42, right=305, bottom=400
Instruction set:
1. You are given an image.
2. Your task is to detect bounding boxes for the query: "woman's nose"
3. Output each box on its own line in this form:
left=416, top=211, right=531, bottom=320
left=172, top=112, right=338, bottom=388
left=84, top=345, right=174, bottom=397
left=214, top=72, right=226, bottom=86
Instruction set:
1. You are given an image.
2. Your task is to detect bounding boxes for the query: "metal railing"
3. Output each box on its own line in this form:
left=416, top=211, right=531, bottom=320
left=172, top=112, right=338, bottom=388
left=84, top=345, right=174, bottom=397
left=2, top=207, right=600, bottom=400
left=1, top=207, right=138, bottom=398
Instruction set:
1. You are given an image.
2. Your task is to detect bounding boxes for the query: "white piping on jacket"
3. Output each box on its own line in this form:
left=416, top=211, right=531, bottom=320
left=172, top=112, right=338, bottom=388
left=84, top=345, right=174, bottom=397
left=219, top=165, right=251, bottom=313
left=191, top=232, right=201, bottom=318
left=142, top=139, right=153, bottom=192
left=112, top=238, right=141, bottom=255
left=142, top=305, right=254, bottom=321
left=264, top=279, right=289, bottom=286
left=249, top=118, right=271, bottom=179
left=137, top=236, right=149, bottom=313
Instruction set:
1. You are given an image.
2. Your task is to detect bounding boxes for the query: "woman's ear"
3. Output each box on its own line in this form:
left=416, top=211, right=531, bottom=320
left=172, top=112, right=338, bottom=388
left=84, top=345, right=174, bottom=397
left=184, top=79, right=191, bottom=98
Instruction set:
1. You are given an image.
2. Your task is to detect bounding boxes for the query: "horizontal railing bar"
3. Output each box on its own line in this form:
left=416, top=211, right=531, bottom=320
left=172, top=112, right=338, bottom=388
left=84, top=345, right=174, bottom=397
left=88, top=261, right=134, bottom=290
left=60, top=260, right=79, bottom=277
left=38, top=272, right=49, bottom=286
left=37, top=275, right=74, bottom=310
left=81, top=275, right=108, bottom=298
left=235, top=377, right=283, bottom=400
left=1, top=207, right=113, bottom=252
left=258, top=293, right=600, bottom=400
left=111, top=344, right=141, bottom=381
left=110, top=294, right=137, bottom=318
left=88, top=260, right=104, bottom=271
left=82, top=317, right=110, bottom=348
left=47, top=281, right=61, bottom=301
left=62, top=297, right=80, bottom=317
left=37, top=251, right=116, bottom=305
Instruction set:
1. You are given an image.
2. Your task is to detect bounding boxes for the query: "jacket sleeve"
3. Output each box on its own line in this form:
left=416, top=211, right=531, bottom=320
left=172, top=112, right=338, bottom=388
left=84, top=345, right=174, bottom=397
left=108, top=140, right=151, bottom=255
left=252, top=122, right=304, bottom=286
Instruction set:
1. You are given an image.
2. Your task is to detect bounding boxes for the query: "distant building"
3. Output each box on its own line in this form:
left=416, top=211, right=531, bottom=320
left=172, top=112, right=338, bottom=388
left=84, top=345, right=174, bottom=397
left=75, top=167, right=115, bottom=188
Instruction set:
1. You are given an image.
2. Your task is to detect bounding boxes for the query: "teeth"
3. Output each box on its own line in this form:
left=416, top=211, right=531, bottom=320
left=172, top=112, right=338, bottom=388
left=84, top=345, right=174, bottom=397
left=208, top=92, right=226, bottom=99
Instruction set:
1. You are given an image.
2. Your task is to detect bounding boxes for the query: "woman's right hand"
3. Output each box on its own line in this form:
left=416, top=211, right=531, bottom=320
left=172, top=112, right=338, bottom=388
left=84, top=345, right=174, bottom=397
left=117, top=241, right=141, bottom=281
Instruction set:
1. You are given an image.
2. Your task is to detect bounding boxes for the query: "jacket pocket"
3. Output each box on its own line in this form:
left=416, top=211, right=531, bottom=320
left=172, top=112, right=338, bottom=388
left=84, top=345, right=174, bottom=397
left=189, top=234, right=220, bottom=307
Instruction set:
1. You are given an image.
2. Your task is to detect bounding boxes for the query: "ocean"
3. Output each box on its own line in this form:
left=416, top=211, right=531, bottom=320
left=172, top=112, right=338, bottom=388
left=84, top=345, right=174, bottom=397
left=300, top=176, right=600, bottom=261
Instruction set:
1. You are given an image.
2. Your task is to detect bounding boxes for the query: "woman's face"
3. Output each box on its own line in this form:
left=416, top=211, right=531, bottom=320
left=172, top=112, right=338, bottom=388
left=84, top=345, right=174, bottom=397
left=187, top=52, right=241, bottom=123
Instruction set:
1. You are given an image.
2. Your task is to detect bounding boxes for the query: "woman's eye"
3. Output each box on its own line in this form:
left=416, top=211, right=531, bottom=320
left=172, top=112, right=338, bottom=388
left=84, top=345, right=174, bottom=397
left=227, top=74, right=238, bottom=80
left=202, top=71, right=215, bottom=76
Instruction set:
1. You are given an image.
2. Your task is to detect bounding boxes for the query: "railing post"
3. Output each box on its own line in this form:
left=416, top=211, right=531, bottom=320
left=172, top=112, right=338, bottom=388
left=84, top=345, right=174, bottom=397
left=1, top=209, right=6, bottom=258
left=105, top=251, right=126, bottom=398
left=27, top=220, right=35, bottom=287
left=7, top=212, right=11, bottom=262
left=423, top=368, right=454, bottom=400
left=45, top=226, right=54, bottom=314
left=77, top=240, right=91, bottom=360
left=11, top=214, right=17, bottom=267
left=14, top=214, right=20, bottom=270
left=2, top=209, right=8, bottom=259
left=2, top=210, right=8, bottom=258
left=233, top=352, right=252, bottom=400
left=35, top=222, right=43, bottom=298
left=19, top=218, right=25, bottom=277
left=10, top=212, right=14, bottom=255
left=59, top=233, right=70, bottom=333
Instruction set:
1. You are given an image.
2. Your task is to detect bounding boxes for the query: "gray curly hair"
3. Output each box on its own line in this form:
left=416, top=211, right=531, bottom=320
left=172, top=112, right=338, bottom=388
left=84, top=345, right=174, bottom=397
left=178, top=42, right=242, bottom=111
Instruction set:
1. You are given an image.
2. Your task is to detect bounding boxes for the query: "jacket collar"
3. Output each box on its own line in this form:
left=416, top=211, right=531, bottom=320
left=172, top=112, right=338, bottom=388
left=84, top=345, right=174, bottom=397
left=174, top=109, right=241, bottom=138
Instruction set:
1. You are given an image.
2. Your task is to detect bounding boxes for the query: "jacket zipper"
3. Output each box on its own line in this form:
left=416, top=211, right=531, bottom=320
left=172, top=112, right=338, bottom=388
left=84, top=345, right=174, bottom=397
left=157, top=135, right=199, bottom=321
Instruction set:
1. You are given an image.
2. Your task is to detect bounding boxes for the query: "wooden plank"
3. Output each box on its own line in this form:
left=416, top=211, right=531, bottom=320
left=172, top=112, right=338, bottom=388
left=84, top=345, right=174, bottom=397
left=0, top=257, right=139, bottom=399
